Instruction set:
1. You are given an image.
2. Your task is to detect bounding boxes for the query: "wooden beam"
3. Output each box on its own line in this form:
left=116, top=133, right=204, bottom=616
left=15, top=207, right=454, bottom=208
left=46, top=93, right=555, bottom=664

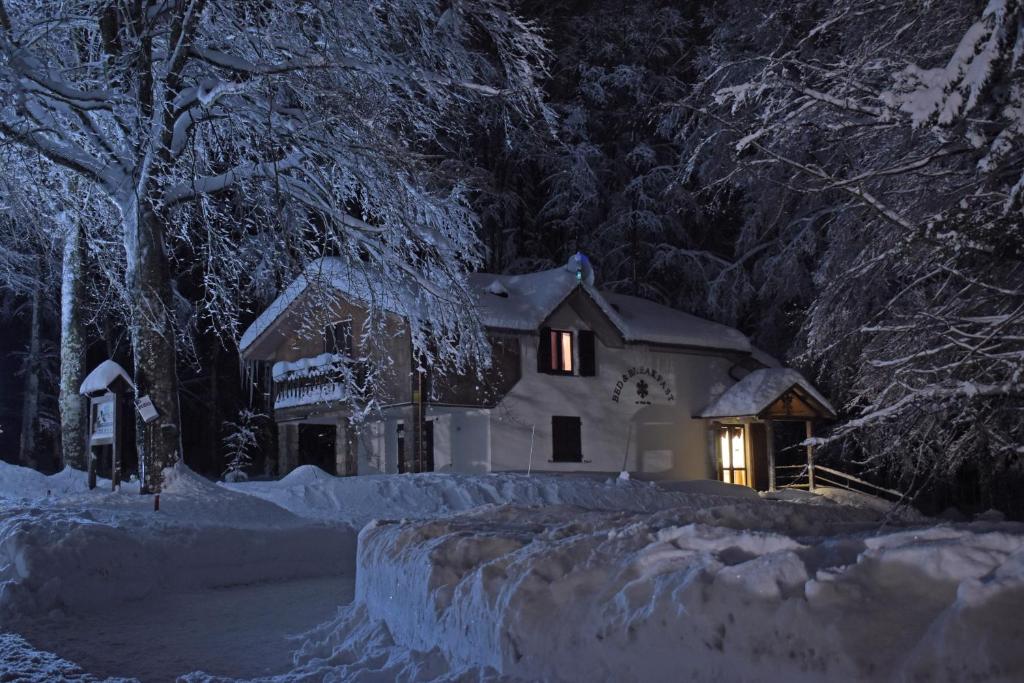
left=806, top=420, right=815, bottom=492
left=766, top=421, right=776, bottom=492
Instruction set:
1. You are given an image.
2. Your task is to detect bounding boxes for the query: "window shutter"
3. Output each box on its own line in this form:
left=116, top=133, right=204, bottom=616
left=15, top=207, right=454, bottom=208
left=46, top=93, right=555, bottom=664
left=578, top=330, right=596, bottom=376
left=537, top=327, right=552, bottom=373
left=552, top=416, right=582, bottom=462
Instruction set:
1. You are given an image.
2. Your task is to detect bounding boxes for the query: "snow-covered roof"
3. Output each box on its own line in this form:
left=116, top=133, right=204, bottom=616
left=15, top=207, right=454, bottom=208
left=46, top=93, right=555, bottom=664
left=79, top=360, right=135, bottom=395
left=239, top=258, right=419, bottom=353
left=241, top=253, right=753, bottom=355
left=468, top=255, right=750, bottom=352
left=699, top=368, right=836, bottom=419
left=599, top=292, right=749, bottom=350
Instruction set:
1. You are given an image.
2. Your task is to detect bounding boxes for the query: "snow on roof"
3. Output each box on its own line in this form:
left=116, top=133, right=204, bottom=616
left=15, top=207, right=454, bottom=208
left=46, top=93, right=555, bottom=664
left=699, top=368, right=836, bottom=419
left=239, top=258, right=420, bottom=353
left=599, top=292, right=749, bottom=351
left=469, top=255, right=750, bottom=352
left=243, top=252, right=753, bottom=354
left=467, top=266, right=578, bottom=332
left=79, top=360, right=135, bottom=395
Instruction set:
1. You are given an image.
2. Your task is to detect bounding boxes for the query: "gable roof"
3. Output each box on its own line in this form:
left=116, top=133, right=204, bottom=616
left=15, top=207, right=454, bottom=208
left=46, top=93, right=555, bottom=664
left=241, top=253, right=753, bottom=356
left=469, top=256, right=750, bottom=353
left=699, top=368, right=837, bottom=419
left=239, top=258, right=420, bottom=354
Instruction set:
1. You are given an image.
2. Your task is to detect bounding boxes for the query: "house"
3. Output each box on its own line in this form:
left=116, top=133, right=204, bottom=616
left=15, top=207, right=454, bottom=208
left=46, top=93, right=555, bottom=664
left=238, top=254, right=836, bottom=489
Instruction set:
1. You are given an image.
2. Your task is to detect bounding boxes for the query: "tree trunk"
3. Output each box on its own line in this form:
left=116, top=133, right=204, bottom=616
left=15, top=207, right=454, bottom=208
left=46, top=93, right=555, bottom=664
left=59, top=218, right=89, bottom=470
left=124, top=199, right=181, bottom=493
left=19, top=281, right=41, bottom=469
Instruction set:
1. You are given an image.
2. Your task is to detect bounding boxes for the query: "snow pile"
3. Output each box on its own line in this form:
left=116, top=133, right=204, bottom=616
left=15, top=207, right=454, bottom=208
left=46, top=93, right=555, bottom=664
left=0, top=462, right=356, bottom=621
left=225, top=466, right=766, bottom=527
left=0, top=462, right=107, bottom=501
left=0, top=633, right=127, bottom=682
left=317, top=503, right=1024, bottom=682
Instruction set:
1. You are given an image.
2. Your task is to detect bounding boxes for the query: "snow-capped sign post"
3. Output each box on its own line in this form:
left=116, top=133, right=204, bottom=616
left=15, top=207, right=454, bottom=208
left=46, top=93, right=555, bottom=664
left=79, top=360, right=136, bottom=491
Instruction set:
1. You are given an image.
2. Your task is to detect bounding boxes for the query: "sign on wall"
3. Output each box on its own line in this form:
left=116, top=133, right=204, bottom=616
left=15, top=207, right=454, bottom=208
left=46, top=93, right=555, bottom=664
left=611, top=366, right=676, bottom=405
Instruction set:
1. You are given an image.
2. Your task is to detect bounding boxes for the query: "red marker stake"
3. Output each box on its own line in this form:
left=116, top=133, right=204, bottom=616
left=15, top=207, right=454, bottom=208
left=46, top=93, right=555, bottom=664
left=154, top=494, right=160, bottom=512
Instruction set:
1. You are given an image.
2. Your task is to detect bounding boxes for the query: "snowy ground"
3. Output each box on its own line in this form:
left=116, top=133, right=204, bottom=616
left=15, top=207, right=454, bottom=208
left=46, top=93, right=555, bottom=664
left=1, top=461, right=1022, bottom=681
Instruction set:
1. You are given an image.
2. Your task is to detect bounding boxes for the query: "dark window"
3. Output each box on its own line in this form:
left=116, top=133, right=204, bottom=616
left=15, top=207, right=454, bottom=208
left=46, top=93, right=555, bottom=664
left=578, top=330, right=596, bottom=376
left=326, top=320, right=353, bottom=356
left=552, top=416, right=582, bottom=462
left=538, top=328, right=574, bottom=374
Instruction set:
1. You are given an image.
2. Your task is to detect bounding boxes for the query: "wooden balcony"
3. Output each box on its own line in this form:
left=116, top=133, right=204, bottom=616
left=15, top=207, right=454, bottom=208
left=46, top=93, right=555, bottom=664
left=272, top=354, right=357, bottom=410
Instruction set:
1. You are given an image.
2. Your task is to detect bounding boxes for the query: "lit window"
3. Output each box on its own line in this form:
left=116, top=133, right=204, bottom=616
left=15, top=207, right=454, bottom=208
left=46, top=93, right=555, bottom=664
left=549, top=330, right=574, bottom=374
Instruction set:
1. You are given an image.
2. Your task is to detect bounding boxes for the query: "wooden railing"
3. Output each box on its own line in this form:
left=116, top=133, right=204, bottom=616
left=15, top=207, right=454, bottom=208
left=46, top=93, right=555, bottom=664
left=776, top=464, right=905, bottom=502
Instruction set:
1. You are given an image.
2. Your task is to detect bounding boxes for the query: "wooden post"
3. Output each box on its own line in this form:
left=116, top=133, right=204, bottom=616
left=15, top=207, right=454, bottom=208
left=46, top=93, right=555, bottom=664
left=87, top=447, right=97, bottom=489
left=111, top=409, right=120, bottom=491
left=766, top=421, right=776, bottom=492
left=805, top=420, right=815, bottom=492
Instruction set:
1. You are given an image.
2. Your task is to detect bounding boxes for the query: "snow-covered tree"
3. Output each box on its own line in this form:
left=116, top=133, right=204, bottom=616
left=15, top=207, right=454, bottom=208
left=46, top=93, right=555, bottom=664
left=0, top=0, right=546, bottom=491
left=696, top=0, right=1024, bottom=505
left=221, top=408, right=264, bottom=482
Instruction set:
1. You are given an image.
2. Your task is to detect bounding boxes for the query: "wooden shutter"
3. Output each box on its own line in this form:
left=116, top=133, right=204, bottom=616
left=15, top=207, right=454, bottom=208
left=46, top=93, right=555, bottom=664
left=578, top=330, right=596, bottom=376
left=552, top=416, right=582, bottom=462
left=537, top=327, right=552, bottom=373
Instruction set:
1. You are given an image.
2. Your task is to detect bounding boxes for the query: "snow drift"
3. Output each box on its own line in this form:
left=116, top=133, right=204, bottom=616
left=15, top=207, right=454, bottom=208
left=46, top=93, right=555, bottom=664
left=224, top=464, right=761, bottom=527
left=325, top=503, right=1024, bottom=682
left=0, top=462, right=356, bottom=621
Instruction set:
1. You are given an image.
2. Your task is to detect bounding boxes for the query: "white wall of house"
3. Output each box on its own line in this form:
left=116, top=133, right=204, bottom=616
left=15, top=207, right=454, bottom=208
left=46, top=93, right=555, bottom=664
left=349, top=302, right=740, bottom=480
left=488, top=303, right=734, bottom=479
left=426, top=407, right=492, bottom=473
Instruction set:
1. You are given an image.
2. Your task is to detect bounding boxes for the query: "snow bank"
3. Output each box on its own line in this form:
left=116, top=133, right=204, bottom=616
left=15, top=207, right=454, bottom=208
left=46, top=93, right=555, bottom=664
left=225, top=468, right=762, bottom=527
left=0, top=463, right=356, bottom=621
left=0, top=633, right=119, bottom=682
left=0, top=462, right=107, bottom=502
left=335, top=504, right=1024, bottom=682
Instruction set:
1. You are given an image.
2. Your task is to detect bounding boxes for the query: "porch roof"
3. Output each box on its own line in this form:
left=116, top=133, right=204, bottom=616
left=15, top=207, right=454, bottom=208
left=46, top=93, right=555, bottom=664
left=699, top=368, right=836, bottom=420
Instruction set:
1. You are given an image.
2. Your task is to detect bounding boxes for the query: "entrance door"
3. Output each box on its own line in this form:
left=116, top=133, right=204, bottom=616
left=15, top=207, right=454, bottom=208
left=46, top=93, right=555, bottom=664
left=719, top=426, right=748, bottom=486
left=298, top=424, right=337, bottom=474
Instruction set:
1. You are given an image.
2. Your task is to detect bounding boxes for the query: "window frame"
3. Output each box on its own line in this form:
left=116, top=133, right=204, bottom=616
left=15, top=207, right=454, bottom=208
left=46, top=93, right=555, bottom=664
left=546, top=329, right=575, bottom=375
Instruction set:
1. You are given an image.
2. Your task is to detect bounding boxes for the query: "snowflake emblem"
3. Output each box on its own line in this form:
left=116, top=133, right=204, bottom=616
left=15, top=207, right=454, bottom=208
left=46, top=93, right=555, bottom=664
left=636, top=380, right=650, bottom=400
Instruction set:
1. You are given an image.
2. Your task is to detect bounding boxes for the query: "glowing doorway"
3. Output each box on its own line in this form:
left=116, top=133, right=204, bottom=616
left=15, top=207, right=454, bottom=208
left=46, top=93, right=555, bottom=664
left=719, top=426, right=748, bottom=486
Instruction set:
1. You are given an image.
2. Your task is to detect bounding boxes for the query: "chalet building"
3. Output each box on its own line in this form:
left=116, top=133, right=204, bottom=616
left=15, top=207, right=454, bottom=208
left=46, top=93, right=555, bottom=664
left=239, top=254, right=836, bottom=489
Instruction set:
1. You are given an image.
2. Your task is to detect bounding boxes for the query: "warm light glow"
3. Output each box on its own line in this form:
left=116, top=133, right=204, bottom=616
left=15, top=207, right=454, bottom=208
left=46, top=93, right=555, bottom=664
left=560, top=331, right=573, bottom=372
left=719, top=426, right=748, bottom=487
left=549, top=330, right=574, bottom=373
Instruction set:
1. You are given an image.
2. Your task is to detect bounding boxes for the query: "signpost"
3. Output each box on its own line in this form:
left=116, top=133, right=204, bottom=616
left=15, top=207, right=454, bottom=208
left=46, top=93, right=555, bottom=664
left=80, top=360, right=135, bottom=491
